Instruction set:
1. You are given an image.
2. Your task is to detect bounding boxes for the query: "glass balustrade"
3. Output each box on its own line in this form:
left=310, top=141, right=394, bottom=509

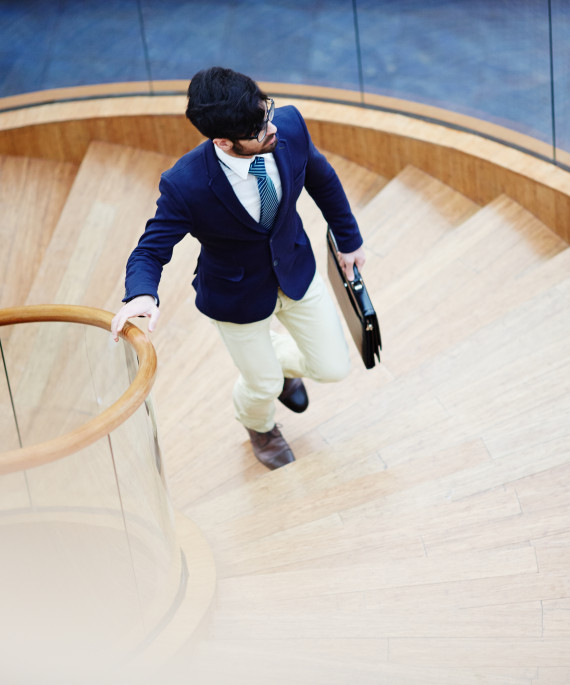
left=0, top=0, right=569, bottom=166
left=357, top=0, right=557, bottom=157
left=0, top=312, right=186, bottom=681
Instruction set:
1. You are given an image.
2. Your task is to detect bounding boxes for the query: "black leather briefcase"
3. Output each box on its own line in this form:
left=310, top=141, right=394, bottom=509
left=326, top=227, right=382, bottom=369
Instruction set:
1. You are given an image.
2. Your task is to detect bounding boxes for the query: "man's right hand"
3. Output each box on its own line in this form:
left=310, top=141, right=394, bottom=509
left=111, top=295, right=160, bottom=342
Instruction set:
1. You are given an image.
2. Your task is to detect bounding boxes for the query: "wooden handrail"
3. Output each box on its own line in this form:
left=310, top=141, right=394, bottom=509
left=0, top=81, right=559, bottom=161
left=0, top=305, right=157, bottom=475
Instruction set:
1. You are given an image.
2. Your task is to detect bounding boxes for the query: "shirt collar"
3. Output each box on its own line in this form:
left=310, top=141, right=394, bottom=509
left=214, top=144, right=271, bottom=180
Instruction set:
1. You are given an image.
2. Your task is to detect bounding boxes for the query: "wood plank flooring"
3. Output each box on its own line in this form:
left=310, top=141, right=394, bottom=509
left=0, top=154, right=77, bottom=308
left=1, top=139, right=570, bottom=685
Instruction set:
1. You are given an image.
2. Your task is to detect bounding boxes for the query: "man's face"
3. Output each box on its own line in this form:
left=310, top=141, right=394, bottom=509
left=230, top=120, right=278, bottom=157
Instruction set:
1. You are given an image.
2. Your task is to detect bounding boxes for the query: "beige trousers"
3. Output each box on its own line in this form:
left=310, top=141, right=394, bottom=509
left=212, top=271, right=350, bottom=432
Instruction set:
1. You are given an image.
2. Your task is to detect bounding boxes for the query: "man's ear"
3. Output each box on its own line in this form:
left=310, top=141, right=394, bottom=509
left=213, top=137, right=233, bottom=153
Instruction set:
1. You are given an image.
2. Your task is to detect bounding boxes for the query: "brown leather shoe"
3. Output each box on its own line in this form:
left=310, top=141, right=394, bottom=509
left=277, top=377, right=309, bottom=413
left=246, top=425, right=295, bottom=470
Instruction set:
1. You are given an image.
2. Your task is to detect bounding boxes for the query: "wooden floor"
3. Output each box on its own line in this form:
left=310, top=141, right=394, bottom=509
left=2, top=136, right=570, bottom=685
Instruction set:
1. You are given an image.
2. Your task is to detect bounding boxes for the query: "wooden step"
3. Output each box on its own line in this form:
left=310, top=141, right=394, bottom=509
left=229, top=277, right=568, bottom=556
left=318, top=273, right=570, bottom=457
left=357, top=165, right=480, bottom=288
left=161, top=202, right=563, bottom=524
left=1, top=143, right=176, bottom=443
left=24, top=141, right=176, bottom=308
left=392, top=244, right=570, bottom=375
left=162, top=638, right=536, bottom=685
left=160, top=169, right=569, bottom=595
left=163, top=638, right=391, bottom=685
left=0, top=154, right=77, bottom=308
left=210, top=567, right=541, bottom=643
left=383, top=198, right=567, bottom=374
left=322, top=150, right=389, bottom=213
left=202, top=462, right=521, bottom=576
left=377, top=194, right=563, bottom=326
left=375, top=194, right=558, bottom=308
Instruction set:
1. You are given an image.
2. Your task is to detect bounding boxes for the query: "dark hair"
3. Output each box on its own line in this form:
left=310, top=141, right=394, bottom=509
left=185, top=66, right=268, bottom=140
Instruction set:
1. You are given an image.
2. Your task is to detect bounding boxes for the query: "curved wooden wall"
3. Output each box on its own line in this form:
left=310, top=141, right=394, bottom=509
left=0, top=83, right=568, bottom=244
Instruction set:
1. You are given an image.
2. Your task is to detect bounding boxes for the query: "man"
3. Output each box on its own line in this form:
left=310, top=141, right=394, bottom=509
left=111, top=66, right=365, bottom=470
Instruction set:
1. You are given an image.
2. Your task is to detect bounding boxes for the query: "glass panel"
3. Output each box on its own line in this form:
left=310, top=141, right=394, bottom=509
left=141, top=0, right=361, bottom=91
left=87, top=331, right=180, bottom=631
left=0, top=331, right=29, bottom=509
left=0, top=317, right=182, bottom=678
left=1, top=1, right=566, bottom=164
left=0, top=321, right=132, bottom=447
left=0, top=0, right=149, bottom=98
left=551, top=0, right=570, bottom=162
left=358, top=0, right=554, bottom=151
left=0, top=337, right=20, bottom=452
left=109, top=393, right=181, bottom=632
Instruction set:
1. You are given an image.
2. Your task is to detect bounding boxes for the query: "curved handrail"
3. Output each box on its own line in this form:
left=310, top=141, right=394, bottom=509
left=0, top=305, right=157, bottom=475
left=0, top=80, right=558, bottom=162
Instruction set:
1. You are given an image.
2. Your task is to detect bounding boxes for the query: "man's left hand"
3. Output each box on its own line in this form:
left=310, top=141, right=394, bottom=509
left=338, top=246, right=366, bottom=282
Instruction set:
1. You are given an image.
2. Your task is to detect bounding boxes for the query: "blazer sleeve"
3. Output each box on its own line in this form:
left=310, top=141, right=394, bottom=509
left=123, top=174, right=193, bottom=305
left=294, top=108, right=363, bottom=254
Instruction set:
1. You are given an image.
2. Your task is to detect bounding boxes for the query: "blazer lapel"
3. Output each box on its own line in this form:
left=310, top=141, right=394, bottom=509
left=204, top=138, right=293, bottom=235
left=204, top=141, right=266, bottom=233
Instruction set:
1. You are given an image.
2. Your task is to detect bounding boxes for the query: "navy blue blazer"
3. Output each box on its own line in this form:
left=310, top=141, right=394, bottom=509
left=124, top=105, right=362, bottom=324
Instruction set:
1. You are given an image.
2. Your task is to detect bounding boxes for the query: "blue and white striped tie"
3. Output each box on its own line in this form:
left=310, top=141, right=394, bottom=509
left=249, top=156, right=279, bottom=230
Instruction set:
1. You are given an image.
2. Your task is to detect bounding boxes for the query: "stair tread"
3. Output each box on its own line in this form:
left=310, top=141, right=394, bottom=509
left=357, top=165, right=480, bottom=287
left=322, top=273, right=570, bottom=443
left=165, top=638, right=390, bottom=685
left=214, top=546, right=538, bottom=614
left=201, top=425, right=570, bottom=575
left=323, top=150, right=389, bottom=211
left=376, top=194, right=565, bottom=310
left=211, top=488, right=521, bottom=578
left=173, top=186, right=568, bottom=536
left=1, top=143, right=176, bottom=445
left=187, top=436, right=490, bottom=554
left=395, top=243, right=570, bottom=345
left=169, top=639, right=537, bottom=685
left=373, top=197, right=568, bottom=374
left=24, top=141, right=176, bottom=308
left=0, top=154, right=77, bottom=308
left=387, top=250, right=570, bottom=376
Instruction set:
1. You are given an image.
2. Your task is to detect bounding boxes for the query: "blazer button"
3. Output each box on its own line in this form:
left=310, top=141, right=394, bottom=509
left=273, top=259, right=279, bottom=267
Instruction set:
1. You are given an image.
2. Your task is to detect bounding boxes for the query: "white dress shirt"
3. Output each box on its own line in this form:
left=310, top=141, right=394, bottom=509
left=214, top=144, right=282, bottom=223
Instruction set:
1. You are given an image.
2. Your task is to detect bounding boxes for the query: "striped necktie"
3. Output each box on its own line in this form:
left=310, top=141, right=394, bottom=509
left=249, top=156, right=279, bottom=230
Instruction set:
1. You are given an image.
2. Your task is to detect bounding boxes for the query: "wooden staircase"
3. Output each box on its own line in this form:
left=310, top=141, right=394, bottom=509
left=2, top=139, right=570, bottom=685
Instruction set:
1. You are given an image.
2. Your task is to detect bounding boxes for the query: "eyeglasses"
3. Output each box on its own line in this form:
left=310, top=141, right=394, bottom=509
left=243, top=98, right=275, bottom=143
